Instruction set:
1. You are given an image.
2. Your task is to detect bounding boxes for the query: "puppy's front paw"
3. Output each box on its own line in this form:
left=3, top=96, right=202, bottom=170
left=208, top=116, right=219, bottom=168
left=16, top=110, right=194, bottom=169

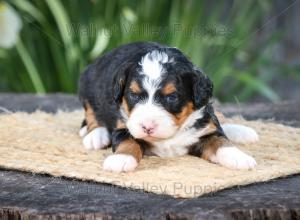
left=212, top=146, right=257, bottom=169
left=221, top=123, right=259, bottom=144
left=103, top=154, right=138, bottom=172
left=79, top=126, right=88, bottom=137
left=83, top=127, right=110, bottom=150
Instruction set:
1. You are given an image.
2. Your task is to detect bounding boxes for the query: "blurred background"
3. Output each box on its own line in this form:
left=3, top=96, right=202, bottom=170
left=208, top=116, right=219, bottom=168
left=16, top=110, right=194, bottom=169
left=0, top=0, right=299, bottom=103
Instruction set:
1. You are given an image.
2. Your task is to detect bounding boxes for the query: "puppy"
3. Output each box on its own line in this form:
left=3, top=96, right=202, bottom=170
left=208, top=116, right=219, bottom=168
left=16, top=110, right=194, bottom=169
left=78, top=42, right=258, bottom=172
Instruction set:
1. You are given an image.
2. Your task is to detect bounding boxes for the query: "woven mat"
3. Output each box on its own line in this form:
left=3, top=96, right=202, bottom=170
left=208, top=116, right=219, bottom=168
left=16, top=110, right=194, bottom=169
left=0, top=111, right=299, bottom=198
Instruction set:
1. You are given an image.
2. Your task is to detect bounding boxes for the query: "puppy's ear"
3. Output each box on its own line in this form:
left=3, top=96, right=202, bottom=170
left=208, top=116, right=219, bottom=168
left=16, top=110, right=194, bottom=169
left=113, top=63, right=131, bottom=104
left=192, top=69, right=213, bottom=109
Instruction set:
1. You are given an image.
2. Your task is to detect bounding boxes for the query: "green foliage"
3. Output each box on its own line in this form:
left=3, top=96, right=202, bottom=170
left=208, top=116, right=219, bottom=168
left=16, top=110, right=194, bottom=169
left=0, top=0, right=297, bottom=101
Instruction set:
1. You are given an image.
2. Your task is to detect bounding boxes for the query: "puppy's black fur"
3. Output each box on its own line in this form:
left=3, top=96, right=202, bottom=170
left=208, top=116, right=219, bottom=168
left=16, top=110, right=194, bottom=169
left=79, top=42, right=160, bottom=132
left=80, top=43, right=214, bottom=123
left=79, top=41, right=224, bottom=157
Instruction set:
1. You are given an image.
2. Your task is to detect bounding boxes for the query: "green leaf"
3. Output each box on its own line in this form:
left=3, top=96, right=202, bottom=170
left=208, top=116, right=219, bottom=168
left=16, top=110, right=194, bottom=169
left=10, top=0, right=46, bottom=23
left=90, top=29, right=110, bottom=60
left=122, top=6, right=137, bottom=23
left=15, top=39, right=46, bottom=94
left=0, top=49, right=7, bottom=58
left=236, top=72, right=280, bottom=102
left=45, top=0, right=72, bottom=47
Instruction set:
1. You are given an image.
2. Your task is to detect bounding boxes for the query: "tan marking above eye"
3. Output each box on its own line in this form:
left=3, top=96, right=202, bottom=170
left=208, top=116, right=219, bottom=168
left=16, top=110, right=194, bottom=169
left=129, top=81, right=141, bottom=93
left=162, top=83, right=176, bottom=95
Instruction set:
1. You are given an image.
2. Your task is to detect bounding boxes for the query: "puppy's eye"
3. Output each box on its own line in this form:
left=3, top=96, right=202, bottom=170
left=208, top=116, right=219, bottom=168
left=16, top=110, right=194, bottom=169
left=129, top=92, right=140, bottom=101
left=165, top=93, right=179, bottom=103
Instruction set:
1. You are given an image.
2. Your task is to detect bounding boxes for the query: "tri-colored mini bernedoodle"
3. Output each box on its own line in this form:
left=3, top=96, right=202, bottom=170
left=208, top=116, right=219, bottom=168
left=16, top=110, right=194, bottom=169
left=78, top=42, right=258, bottom=172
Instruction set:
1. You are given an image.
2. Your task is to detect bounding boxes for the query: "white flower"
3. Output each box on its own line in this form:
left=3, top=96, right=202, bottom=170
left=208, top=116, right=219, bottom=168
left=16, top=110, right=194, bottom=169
left=0, top=2, right=22, bottom=49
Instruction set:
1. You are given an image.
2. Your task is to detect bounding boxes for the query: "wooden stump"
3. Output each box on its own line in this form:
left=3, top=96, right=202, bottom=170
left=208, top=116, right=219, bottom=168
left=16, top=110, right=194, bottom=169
left=0, top=94, right=299, bottom=219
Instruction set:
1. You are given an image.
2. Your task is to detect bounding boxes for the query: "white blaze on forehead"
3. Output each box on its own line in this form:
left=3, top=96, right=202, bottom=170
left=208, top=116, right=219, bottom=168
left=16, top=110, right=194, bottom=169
left=142, top=77, right=160, bottom=100
left=125, top=50, right=181, bottom=140
left=139, top=50, right=173, bottom=101
left=139, top=50, right=171, bottom=81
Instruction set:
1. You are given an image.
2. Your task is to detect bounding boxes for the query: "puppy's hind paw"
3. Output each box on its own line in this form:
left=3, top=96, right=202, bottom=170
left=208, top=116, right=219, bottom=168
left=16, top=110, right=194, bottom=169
left=221, top=123, right=259, bottom=144
left=103, top=154, right=138, bottom=172
left=211, top=146, right=257, bottom=170
left=83, top=127, right=110, bottom=150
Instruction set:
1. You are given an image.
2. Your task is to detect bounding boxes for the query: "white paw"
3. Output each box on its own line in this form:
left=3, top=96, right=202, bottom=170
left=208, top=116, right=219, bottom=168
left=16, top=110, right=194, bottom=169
left=83, top=127, right=110, bottom=150
left=79, top=125, right=88, bottom=137
left=221, top=123, right=259, bottom=144
left=103, top=154, right=138, bottom=172
left=211, top=146, right=257, bottom=169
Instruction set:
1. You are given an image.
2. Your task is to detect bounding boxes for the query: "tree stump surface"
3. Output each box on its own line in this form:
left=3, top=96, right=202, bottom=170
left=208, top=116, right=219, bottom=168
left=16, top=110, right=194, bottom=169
left=0, top=94, right=299, bottom=220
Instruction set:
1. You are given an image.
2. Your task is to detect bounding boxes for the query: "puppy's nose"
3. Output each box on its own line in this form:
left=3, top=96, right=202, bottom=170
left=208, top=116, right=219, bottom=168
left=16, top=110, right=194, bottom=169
left=141, top=122, right=157, bottom=135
